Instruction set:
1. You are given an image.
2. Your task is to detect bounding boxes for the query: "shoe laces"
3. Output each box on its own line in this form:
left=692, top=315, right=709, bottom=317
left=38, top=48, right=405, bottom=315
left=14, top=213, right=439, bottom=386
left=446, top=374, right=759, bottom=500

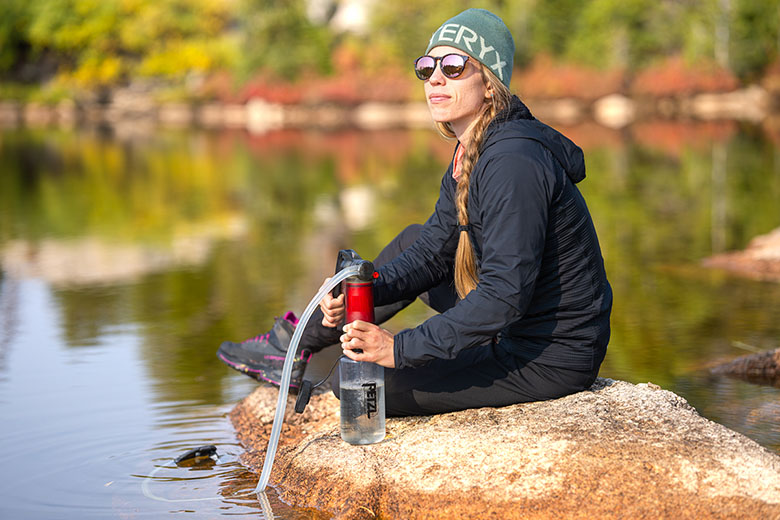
left=245, top=332, right=270, bottom=343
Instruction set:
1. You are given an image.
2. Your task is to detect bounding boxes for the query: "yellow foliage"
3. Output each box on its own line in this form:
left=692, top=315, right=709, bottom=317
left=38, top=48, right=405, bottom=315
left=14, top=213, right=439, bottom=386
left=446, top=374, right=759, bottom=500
left=137, top=37, right=237, bottom=77
left=71, top=54, right=123, bottom=86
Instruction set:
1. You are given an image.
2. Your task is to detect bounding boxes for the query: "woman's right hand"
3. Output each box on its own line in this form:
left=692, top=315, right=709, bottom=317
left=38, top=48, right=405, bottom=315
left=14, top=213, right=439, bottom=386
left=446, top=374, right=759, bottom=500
left=319, top=278, right=345, bottom=328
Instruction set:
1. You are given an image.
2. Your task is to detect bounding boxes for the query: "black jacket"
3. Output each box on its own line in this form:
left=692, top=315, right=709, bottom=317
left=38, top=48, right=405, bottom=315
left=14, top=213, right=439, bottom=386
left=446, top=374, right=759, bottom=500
left=374, top=97, right=612, bottom=371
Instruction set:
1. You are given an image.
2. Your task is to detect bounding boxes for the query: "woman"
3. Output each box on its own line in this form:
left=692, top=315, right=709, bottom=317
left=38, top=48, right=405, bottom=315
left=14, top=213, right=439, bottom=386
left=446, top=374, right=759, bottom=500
left=218, top=8, right=612, bottom=416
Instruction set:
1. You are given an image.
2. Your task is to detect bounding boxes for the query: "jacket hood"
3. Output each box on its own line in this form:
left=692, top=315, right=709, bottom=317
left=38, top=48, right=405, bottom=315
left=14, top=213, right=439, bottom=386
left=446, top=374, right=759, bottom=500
left=484, top=96, right=586, bottom=183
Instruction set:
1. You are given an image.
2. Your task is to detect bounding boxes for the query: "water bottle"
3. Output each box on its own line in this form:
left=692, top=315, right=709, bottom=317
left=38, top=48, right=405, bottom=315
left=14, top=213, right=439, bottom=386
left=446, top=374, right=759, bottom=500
left=339, top=357, right=386, bottom=445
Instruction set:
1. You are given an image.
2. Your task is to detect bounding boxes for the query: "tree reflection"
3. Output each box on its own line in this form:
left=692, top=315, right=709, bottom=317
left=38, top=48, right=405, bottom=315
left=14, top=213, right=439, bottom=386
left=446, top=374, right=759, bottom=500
left=1, top=124, right=779, bottom=420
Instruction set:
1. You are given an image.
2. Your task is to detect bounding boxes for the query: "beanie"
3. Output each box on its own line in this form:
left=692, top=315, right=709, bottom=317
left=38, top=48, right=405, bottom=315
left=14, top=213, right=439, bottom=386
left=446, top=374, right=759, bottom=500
left=425, top=8, right=514, bottom=87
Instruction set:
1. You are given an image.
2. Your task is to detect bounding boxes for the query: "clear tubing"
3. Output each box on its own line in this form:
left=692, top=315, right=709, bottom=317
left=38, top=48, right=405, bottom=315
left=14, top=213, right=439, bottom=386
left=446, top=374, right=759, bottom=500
left=256, top=265, right=361, bottom=494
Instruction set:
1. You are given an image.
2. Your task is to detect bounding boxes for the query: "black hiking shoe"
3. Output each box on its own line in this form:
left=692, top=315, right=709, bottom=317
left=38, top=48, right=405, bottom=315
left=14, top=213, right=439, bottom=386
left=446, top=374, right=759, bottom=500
left=217, top=311, right=312, bottom=393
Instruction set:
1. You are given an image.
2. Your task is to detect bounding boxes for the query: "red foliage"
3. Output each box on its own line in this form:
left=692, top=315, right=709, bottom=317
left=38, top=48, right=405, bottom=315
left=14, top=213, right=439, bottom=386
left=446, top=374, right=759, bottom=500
left=513, top=55, right=625, bottom=101
left=198, top=71, right=243, bottom=103
left=237, top=75, right=306, bottom=105
left=203, top=53, right=759, bottom=109
left=631, top=120, right=737, bottom=157
left=234, top=42, right=415, bottom=106
left=631, top=56, right=739, bottom=97
left=234, top=70, right=414, bottom=106
left=303, top=43, right=415, bottom=105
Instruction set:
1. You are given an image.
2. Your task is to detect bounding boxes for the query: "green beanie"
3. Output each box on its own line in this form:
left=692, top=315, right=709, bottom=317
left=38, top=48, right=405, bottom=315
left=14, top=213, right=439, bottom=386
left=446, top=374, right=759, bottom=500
left=425, top=8, right=514, bottom=87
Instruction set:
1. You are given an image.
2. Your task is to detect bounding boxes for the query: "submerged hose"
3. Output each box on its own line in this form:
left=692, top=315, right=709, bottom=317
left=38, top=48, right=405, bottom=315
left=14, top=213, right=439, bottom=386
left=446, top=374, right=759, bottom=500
left=255, top=265, right=361, bottom=493
left=141, top=449, right=275, bottom=517
left=142, top=450, right=255, bottom=504
left=141, top=459, right=229, bottom=503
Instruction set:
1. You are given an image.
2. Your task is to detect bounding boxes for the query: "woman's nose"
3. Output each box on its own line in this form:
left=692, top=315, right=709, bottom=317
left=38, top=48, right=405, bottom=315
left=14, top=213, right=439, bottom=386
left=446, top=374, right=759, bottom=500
left=428, top=65, right=446, bottom=85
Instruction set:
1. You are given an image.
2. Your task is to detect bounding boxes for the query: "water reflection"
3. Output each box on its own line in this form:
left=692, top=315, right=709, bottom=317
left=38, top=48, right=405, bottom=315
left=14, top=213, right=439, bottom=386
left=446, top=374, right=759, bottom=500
left=0, top=121, right=779, bottom=517
left=0, top=276, right=19, bottom=374
left=2, top=220, right=246, bottom=286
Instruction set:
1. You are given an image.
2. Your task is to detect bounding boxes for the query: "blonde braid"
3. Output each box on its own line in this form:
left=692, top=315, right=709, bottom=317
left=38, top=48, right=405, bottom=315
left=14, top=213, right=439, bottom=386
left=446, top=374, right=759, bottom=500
left=452, top=67, right=513, bottom=299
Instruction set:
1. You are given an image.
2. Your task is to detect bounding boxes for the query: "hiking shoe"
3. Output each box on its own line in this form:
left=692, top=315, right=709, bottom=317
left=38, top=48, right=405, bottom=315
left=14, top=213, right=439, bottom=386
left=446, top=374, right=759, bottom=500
left=217, top=311, right=312, bottom=392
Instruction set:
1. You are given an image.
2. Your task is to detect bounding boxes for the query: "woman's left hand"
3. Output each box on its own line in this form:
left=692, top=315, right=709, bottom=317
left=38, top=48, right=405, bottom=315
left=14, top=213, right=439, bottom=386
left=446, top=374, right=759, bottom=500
left=340, top=320, right=396, bottom=368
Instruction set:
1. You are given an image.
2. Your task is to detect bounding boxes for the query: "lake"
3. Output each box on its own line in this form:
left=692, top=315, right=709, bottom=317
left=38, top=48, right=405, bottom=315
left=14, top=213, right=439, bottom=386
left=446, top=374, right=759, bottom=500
left=1, top=120, right=779, bottom=518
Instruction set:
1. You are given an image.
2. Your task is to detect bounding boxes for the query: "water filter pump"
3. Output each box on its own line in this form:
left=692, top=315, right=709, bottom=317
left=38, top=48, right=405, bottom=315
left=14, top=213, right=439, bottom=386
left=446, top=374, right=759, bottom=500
left=294, top=249, right=386, bottom=444
left=334, top=250, right=385, bottom=445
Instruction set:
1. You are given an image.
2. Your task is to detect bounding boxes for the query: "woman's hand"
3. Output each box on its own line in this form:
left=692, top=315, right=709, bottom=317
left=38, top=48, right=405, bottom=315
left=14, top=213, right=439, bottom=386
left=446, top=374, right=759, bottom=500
left=340, top=320, right=396, bottom=368
left=319, top=278, right=345, bottom=328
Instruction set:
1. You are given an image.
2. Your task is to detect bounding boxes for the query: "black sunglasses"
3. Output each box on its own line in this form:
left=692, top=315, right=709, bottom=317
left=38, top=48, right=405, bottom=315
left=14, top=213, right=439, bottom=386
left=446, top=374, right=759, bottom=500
left=414, top=53, right=470, bottom=80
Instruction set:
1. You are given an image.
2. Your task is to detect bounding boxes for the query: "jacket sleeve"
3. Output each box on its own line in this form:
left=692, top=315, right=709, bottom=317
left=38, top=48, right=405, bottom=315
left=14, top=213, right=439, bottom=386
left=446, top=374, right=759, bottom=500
left=390, top=145, right=559, bottom=369
left=372, top=171, right=459, bottom=304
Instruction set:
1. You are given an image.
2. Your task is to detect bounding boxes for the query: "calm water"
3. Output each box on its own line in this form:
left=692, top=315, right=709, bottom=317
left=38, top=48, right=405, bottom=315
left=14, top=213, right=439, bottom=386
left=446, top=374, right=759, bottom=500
left=1, top=121, right=779, bottom=518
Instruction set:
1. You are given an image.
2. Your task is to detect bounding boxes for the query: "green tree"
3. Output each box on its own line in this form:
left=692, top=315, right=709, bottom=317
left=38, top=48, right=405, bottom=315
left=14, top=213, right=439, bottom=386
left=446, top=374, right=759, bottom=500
left=22, top=0, right=237, bottom=86
left=565, top=0, right=706, bottom=70
left=528, top=0, right=587, bottom=59
left=237, top=0, right=334, bottom=80
left=730, top=0, right=780, bottom=81
left=5, top=0, right=780, bottom=93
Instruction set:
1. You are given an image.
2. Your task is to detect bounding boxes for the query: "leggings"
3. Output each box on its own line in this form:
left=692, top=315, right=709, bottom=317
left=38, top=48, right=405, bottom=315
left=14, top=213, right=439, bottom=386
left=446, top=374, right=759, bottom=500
left=302, top=224, right=600, bottom=417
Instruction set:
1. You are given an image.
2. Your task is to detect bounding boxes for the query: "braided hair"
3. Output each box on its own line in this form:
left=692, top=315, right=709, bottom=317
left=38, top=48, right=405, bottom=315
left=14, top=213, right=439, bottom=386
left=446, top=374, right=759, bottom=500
left=435, top=65, right=513, bottom=299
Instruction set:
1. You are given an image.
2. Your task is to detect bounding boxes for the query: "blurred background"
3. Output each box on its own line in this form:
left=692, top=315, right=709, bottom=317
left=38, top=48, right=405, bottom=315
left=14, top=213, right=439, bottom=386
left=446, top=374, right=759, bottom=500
left=1, top=0, right=780, bottom=122
left=1, top=1, right=780, bottom=518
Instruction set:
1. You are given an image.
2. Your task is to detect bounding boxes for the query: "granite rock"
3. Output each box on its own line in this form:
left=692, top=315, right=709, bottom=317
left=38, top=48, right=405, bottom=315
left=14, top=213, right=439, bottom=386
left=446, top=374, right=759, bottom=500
left=230, top=378, right=780, bottom=519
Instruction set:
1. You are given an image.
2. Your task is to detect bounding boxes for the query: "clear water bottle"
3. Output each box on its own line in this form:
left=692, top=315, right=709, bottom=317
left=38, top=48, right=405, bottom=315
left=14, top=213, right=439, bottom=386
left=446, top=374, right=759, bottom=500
left=339, top=357, right=385, bottom=445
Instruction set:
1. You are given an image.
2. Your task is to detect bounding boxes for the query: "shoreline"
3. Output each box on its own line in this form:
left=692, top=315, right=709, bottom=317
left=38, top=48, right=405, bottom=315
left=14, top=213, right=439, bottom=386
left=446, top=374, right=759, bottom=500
left=0, top=84, right=775, bottom=133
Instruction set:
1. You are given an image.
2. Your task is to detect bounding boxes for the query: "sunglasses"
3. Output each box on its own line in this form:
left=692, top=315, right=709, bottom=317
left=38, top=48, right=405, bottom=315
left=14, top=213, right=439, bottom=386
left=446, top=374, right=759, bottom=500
left=414, top=53, right=470, bottom=80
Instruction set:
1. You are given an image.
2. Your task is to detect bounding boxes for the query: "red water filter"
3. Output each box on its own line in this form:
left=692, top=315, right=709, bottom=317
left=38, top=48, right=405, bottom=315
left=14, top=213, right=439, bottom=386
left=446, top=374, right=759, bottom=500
left=345, top=278, right=375, bottom=324
left=333, top=249, right=376, bottom=325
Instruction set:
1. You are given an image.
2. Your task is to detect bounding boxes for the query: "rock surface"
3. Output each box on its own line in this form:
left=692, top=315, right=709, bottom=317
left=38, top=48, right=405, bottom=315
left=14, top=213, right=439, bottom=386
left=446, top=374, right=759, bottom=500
left=712, top=348, right=780, bottom=388
left=703, top=227, right=780, bottom=282
left=230, top=378, right=780, bottom=519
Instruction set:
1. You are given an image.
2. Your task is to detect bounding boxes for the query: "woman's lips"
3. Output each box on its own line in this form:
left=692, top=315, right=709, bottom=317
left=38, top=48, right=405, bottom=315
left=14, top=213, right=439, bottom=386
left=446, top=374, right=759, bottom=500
left=428, top=93, right=450, bottom=103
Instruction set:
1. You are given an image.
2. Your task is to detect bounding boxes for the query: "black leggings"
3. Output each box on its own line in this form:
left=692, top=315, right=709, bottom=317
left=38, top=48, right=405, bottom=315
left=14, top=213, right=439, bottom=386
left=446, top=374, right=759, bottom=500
left=302, top=225, right=600, bottom=416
